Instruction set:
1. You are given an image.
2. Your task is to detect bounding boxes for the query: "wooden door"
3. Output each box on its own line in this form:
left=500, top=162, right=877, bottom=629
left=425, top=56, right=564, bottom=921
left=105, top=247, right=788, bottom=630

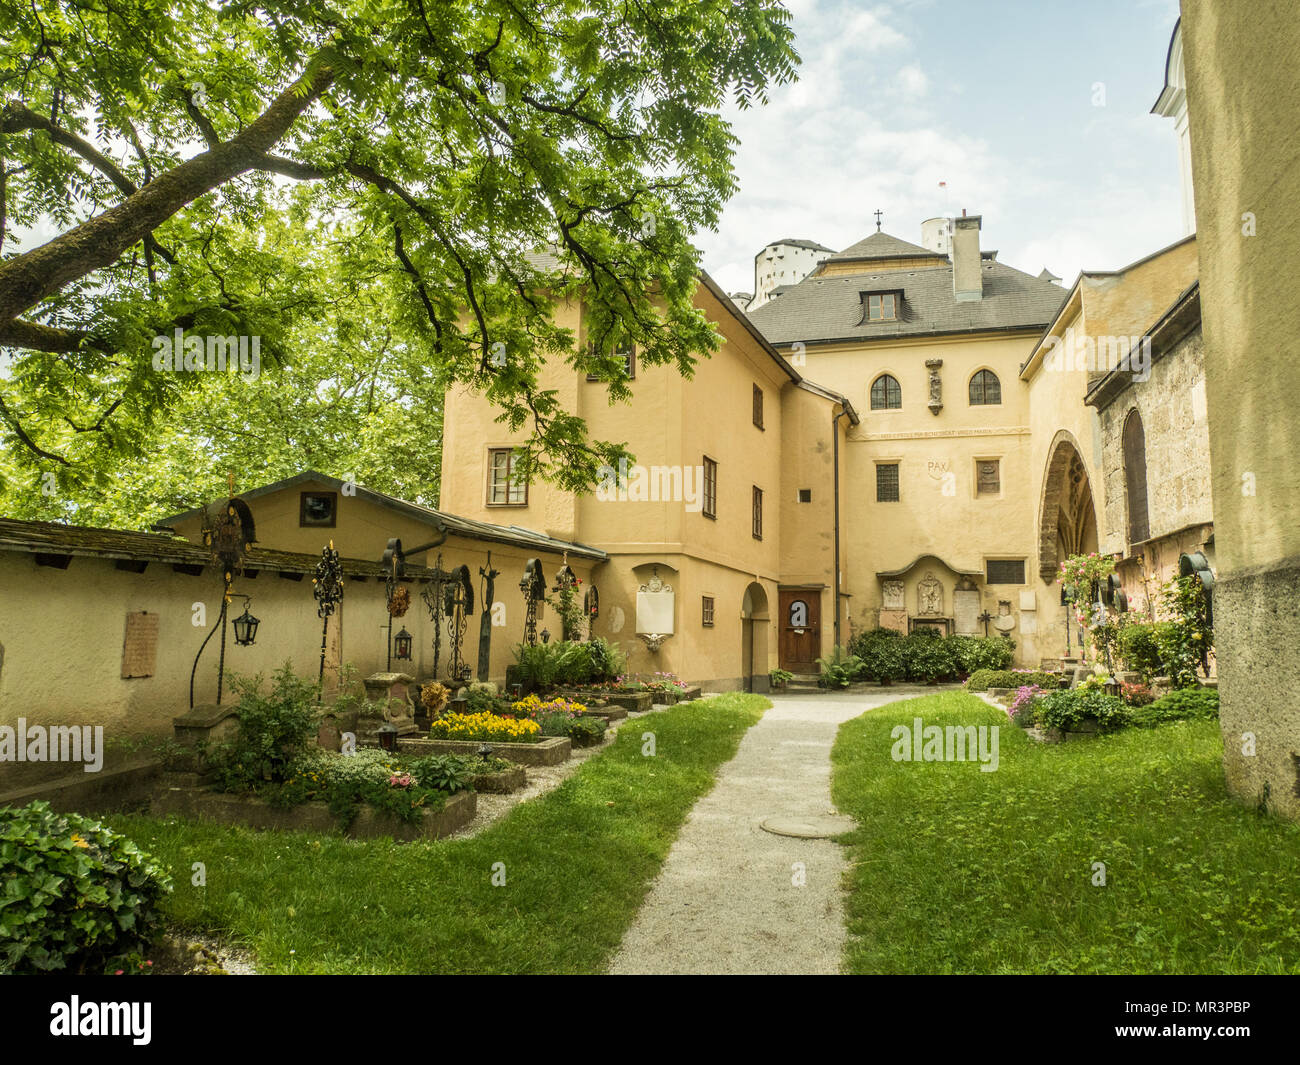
left=778, top=590, right=821, bottom=673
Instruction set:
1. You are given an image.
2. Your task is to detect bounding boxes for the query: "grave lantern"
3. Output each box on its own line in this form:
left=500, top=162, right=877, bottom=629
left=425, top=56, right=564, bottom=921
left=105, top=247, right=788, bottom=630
left=393, top=626, right=413, bottom=661
left=232, top=600, right=261, bottom=646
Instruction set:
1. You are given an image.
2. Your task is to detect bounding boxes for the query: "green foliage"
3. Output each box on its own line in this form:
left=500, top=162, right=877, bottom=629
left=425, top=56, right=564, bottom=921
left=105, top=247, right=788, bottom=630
left=463, top=687, right=512, bottom=716
left=769, top=668, right=795, bottom=686
left=849, top=629, right=906, bottom=683
left=816, top=645, right=864, bottom=689
left=901, top=634, right=957, bottom=682
left=1129, top=687, right=1220, bottom=729
left=1035, top=689, right=1130, bottom=732
left=546, top=578, right=586, bottom=643
left=1117, top=622, right=1164, bottom=679
left=965, top=669, right=1060, bottom=692
left=408, top=755, right=473, bottom=795
left=208, top=665, right=321, bottom=790
left=554, top=641, right=595, bottom=686
left=0, top=0, right=800, bottom=513
left=513, top=642, right=563, bottom=690
left=276, top=748, right=447, bottom=826
left=0, top=802, right=173, bottom=974
left=945, top=635, right=1015, bottom=674
left=1154, top=576, right=1213, bottom=689
left=566, top=716, right=608, bottom=748
left=588, top=638, right=627, bottom=683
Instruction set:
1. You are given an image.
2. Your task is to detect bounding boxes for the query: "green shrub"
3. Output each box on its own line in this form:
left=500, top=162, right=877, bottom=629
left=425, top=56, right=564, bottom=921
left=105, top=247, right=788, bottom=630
left=209, top=664, right=322, bottom=789
left=816, top=645, right=864, bottom=689
left=567, top=716, right=608, bottom=747
left=965, top=669, right=1060, bottom=692
left=769, top=668, right=795, bottom=687
left=278, top=748, right=449, bottom=825
left=1035, top=689, right=1130, bottom=732
left=1117, top=622, right=1163, bottom=679
left=588, top=637, right=627, bottom=683
left=513, top=642, right=563, bottom=689
left=0, top=801, right=173, bottom=974
left=946, top=635, right=1015, bottom=674
left=1128, top=686, right=1220, bottom=728
left=554, top=641, right=595, bottom=685
left=464, top=687, right=513, bottom=716
left=849, top=629, right=907, bottom=683
left=408, top=754, right=474, bottom=794
left=902, top=634, right=957, bottom=682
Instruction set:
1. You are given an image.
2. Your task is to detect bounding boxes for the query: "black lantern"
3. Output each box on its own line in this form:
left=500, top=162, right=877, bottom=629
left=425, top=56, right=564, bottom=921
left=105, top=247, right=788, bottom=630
left=393, top=626, right=413, bottom=661
left=377, top=722, right=399, bottom=752
left=541, top=628, right=551, bottom=644
left=231, top=600, right=260, bottom=646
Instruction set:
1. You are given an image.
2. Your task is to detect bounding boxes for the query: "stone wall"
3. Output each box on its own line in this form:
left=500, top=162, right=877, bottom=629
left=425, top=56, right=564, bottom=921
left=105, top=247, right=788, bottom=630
left=1096, top=324, right=1212, bottom=557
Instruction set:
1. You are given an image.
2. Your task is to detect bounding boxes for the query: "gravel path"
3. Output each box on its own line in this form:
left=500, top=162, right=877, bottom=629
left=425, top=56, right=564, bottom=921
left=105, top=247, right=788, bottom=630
left=607, top=686, right=934, bottom=975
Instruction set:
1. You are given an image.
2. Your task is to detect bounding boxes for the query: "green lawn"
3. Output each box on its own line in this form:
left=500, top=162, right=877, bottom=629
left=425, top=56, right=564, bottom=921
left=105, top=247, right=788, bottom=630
left=831, top=691, right=1300, bottom=974
left=107, top=693, right=768, bottom=974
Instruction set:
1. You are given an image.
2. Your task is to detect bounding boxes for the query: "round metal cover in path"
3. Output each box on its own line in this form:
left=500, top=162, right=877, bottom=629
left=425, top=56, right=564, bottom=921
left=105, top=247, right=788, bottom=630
left=759, top=815, right=856, bottom=839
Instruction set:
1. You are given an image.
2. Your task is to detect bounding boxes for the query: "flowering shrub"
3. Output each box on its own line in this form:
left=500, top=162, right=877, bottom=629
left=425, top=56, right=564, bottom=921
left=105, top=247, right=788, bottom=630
left=1035, top=689, right=1130, bottom=732
left=509, top=694, right=587, bottom=720
left=1058, top=553, right=1118, bottom=662
left=427, top=711, right=541, bottom=743
left=1007, top=685, right=1044, bottom=727
left=277, top=748, right=446, bottom=824
left=1120, top=681, right=1154, bottom=707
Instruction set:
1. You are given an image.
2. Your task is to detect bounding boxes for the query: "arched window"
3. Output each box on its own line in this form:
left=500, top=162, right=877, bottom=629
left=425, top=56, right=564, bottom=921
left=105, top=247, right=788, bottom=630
left=1123, top=409, right=1150, bottom=545
left=870, top=374, right=901, bottom=410
left=969, top=369, right=1001, bottom=405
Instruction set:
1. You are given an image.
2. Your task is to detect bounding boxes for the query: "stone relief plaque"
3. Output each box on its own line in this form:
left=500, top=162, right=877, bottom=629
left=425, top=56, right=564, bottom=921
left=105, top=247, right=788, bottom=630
left=882, top=580, right=905, bottom=611
left=917, top=572, right=943, bottom=616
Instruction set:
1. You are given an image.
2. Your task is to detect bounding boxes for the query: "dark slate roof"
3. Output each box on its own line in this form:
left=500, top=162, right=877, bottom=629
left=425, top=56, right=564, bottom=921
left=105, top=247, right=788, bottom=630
left=153, top=471, right=608, bottom=562
left=747, top=260, right=1071, bottom=346
left=766, top=238, right=836, bottom=253
left=824, top=231, right=944, bottom=263
left=0, top=518, right=441, bottom=578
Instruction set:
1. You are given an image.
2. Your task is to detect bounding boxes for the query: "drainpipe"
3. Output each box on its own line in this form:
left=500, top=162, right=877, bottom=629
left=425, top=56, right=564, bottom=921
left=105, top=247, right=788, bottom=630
left=833, top=408, right=848, bottom=649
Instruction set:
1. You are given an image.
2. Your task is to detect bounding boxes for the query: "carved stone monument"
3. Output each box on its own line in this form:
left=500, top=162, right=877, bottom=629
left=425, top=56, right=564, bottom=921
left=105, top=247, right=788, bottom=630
left=917, top=572, right=943, bottom=616
left=359, top=671, right=418, bottom=739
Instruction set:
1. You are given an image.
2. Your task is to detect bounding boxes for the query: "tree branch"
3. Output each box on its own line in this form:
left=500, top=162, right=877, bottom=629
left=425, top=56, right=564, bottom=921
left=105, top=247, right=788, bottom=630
left=0, top=62, right=336, bottom=328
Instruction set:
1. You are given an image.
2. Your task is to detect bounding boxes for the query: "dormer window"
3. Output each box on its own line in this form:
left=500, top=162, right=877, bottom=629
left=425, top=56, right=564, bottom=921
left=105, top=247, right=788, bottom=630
left=862, top=290, right=901, bottom=323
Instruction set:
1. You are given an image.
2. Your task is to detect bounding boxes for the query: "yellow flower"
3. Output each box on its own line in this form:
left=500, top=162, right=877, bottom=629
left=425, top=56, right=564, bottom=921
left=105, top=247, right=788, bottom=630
left=70, top=833, right=89, bottom=849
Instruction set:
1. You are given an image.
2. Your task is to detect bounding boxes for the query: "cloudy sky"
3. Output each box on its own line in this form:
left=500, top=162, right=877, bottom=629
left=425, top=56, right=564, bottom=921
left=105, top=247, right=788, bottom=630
left=696, top=0, right=1185, bottom=294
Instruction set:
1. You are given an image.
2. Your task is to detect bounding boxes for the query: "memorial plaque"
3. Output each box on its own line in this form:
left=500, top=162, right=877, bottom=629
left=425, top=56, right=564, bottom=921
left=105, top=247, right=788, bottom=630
left=953, top=589, right=980, bottom=635
left=882, top=580, right=905, bottom=611
left=121, top=611, right=159, bottom=678
left=917, top=573, right=943, bottom=616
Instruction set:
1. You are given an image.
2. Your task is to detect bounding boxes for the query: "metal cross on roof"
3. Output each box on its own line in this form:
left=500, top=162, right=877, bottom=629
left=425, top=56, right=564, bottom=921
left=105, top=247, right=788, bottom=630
left=874, top=209, right=883, bottom=232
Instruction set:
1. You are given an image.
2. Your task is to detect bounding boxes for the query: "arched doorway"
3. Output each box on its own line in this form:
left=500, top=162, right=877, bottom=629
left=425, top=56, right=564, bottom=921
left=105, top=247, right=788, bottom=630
left=1037, top=431, right=1099, bottom=581
left=740, top=582, right=770, bottom=692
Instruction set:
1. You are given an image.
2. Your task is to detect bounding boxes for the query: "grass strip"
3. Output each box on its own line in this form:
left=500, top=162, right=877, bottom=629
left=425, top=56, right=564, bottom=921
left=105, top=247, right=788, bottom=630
left=107, top=692, right=768, bottom=974
left=831, top=691, right=1300, bottom=974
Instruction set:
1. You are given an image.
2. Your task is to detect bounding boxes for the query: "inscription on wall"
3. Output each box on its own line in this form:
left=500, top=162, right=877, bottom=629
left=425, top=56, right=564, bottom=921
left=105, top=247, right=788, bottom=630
left=121, top=612, right=159, bottom=679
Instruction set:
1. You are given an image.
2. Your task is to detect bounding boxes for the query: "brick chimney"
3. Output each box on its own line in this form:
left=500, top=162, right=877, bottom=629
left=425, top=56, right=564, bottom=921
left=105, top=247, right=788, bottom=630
left=952, top=213, right=983, bottom=302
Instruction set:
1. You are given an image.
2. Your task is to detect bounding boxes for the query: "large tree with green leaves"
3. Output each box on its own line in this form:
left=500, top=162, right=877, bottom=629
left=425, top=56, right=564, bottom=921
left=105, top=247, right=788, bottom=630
left=0, top=0, right=798, bottom=517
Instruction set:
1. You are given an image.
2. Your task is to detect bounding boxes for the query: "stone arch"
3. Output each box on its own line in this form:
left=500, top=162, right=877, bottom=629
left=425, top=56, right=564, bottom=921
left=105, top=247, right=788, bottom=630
left=740, top=581, right=770, bottom=692
left=1037, top=430, right=1099, bottom=581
